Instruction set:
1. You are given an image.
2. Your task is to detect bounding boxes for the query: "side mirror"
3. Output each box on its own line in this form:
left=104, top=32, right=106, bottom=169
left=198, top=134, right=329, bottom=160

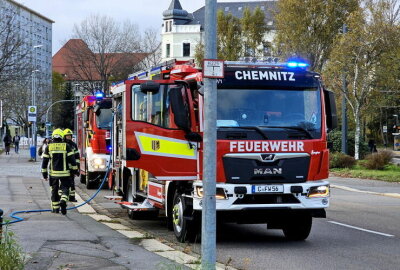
left=170, top=87, right=190, bottom=131
left=324, top=90, right=338, bottom=131
left=94, top=105, right=101, bottom=116
left=140, top=81, right=160, bottom=94
left=83, top=122, right=89, bottom=128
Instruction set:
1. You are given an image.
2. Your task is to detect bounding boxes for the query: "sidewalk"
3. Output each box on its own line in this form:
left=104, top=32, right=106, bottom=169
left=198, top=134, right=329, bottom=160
left=0, top=149, right=185, bottom=270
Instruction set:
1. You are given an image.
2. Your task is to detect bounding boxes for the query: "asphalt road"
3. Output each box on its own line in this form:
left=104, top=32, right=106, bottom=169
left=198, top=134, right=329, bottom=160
left=77, top=177, right=400, bottom=270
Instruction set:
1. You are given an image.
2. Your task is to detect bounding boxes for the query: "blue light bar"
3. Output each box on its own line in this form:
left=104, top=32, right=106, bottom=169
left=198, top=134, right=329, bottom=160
left=95, top=91, right=104, bottom=100
left=287, top=61, right=309, bottom=68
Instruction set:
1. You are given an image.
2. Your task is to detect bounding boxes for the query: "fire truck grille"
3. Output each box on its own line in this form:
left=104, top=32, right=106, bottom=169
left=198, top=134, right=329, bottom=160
left=233, top=194, right=300, bottom=205
left=223, top=156, right=310, bottom=184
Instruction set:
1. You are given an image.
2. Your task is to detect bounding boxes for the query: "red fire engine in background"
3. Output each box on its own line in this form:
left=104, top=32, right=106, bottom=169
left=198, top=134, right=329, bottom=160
left=108, top=59, right=337, bottom=242
left=76, top=94, right=113, bottom=189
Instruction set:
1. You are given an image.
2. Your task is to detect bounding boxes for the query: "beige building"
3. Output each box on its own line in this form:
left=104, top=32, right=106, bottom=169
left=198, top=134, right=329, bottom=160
left=161, top=0, right=278, bottom=62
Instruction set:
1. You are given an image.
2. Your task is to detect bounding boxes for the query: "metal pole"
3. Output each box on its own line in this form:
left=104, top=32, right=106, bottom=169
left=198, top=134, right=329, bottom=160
left=341, top=24, right=348, bottom=154
left=33, top=71, right=37, bottom=161
left=0, top=208, right=3, bottom=241
left=202, top=0, right=217, bottom=269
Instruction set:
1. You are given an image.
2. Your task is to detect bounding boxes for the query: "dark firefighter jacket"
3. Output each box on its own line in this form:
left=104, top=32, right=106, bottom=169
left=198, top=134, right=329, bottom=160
left=41, top=140, right=78, bottom=178
left=65, top=139, right=80, bottom=165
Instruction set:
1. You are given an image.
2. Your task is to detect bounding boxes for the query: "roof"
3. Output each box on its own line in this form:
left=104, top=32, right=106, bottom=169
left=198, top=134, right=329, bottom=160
left=6, top=0, right=54, bottom=23
left=185, top=1, right=277, bottom=27
left=52, top=39, right=148, bottom=81
left=163, top=0, right=190, bottom=21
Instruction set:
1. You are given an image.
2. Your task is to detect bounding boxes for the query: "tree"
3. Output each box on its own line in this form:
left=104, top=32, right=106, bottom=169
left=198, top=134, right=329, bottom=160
left=324, top=0, right=399, bottom=159
left=0, top=0, right=30, bottom=85
left=217, top=10, right=243, bottom=60
left=65, top=14, right=143, bottom=94
left=51, top=72, right=74, bottom=130
left=241, top=7, right=268, bottom=57
left=138, top=27, right=162, bottom=69
left=274, top=0, right=358, bottom=72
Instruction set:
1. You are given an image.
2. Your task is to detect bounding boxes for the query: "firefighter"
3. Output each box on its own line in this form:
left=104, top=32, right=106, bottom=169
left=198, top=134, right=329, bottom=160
left=63, top=128, right=80, bottom=202
left=41, top=129, right=78, bottom=215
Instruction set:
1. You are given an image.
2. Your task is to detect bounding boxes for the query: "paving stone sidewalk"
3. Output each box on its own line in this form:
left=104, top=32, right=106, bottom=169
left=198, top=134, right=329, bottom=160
left=0, top=149, right=184, bottom=270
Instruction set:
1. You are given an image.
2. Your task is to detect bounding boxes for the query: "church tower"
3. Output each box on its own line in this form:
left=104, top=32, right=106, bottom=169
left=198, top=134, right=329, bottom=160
left=161, top=0, right=202, bottom=62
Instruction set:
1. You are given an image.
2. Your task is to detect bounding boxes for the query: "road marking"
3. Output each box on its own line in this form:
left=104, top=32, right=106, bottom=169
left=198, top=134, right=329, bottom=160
left=331, top=184, right=400, bottom=199
left=328, top=221, right=395, bottom=237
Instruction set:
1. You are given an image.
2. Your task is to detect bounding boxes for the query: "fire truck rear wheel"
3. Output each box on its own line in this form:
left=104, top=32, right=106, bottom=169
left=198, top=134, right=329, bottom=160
left=172, top=192, right=198, bottom=243
left=282, top=215, right=312, bottom=241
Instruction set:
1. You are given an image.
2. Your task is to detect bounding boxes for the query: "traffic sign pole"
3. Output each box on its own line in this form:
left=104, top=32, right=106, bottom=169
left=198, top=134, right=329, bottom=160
left=202, top=0, right=218, bottom=269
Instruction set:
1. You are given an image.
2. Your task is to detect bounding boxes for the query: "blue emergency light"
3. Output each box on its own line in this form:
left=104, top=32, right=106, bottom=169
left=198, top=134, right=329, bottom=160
left=95, top=91, right=104, bottom=100
left=287, top=61, right=309, bottom=68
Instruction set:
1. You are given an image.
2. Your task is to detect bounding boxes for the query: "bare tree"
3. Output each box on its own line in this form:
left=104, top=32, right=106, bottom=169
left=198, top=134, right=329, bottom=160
left=65, top=14, right=143, bottom=94
left=138, top=27, right=162, bottom=69
left=0, top=0, right=31, bottom=86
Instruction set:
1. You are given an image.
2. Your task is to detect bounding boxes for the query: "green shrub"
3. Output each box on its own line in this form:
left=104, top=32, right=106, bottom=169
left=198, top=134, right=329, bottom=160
left=330, top=152, right=356, bottom=168
left=327, top=130, right=369, bottom=158
left=363, top=150, right=394, bottom=170
left=0, top=227, right=25, bottom=270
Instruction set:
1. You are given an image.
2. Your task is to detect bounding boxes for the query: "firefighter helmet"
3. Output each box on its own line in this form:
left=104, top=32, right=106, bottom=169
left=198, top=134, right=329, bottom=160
left=52, top=129, right=64, bottom=139
left=63, top=128, right=73, bottom=137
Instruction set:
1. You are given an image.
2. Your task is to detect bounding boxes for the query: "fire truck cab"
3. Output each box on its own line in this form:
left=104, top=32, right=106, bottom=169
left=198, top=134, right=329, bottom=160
left=77, top=94, right=112, bottom=189
left=109, top=59, right=337, bottom=242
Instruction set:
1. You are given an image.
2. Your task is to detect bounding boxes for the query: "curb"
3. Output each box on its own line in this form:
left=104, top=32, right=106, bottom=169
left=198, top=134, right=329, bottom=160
left=331, top=185, right=400, bottom=199
left=73, top=193, right=237, bottom=270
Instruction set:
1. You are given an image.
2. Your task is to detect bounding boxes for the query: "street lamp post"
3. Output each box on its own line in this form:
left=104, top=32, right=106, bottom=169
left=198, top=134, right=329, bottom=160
left=74, top=84, right=80, bottom=135
left=31, top=44, right=42, bottom=161
left=45, top=100, right=75, bottom=138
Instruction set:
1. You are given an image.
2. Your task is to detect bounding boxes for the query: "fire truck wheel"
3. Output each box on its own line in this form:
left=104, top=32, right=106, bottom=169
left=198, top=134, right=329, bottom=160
left=172, top=192, right=198, bottom=243
left=282, top=215, right=312, bottom=241
left=85, top=172, right=98, bottom=189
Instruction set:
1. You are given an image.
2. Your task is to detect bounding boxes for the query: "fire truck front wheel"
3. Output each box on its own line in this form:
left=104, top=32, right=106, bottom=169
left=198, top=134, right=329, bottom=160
left=85, top=172, right=99, bottom=189
left=282, top=214, right=312, bottom=241
left=172, top=192, right=198, bottom=243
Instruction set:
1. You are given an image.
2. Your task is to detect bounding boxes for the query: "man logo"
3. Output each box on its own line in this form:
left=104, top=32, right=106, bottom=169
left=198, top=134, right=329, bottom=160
left=152, top=140, right=160, bottom=151
left=261, top=154, right=275, bottom=161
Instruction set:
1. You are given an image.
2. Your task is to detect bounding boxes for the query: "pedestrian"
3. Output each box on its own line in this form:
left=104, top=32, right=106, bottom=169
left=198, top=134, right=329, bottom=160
left=3, top=133, right=12, bottom=155
left=368, top=139, right=375, bottom=153
left=63, top=128, right=80, bottom=202
left=41, top=129, right=78, bottom=215
left=38, top=138, right=49, bottom=158
left=13, top=133, right=21, bottom=154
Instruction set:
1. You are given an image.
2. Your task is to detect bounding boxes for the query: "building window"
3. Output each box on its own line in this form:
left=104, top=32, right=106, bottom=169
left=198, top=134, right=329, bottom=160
left=225, top=7, right=229, bottom=11
left=169, top=21, right=172, bottom=32
left=166, top=44, right=171, bottom=58
left=183, top=43, right=190, bottom=57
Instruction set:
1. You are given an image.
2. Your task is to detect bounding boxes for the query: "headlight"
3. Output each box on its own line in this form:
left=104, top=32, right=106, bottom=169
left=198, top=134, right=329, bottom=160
left=91, top=158, right=106, bottom=169
left=308, top=185, right=330, bottom=198
left=195, top=187, right=227, bottom=200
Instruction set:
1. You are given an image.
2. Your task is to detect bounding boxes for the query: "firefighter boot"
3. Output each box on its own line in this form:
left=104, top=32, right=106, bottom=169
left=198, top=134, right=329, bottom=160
left=69, top=187, right=77, bottom=202
left=60, top=195, right=68, bottom=215
left=51, top=201, right=60, bottom=213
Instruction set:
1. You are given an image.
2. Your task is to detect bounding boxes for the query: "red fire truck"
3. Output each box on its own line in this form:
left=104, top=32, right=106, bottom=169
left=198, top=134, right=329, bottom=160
left=109, top=59, right=337, bottom=242
left=76, top=94, right=112, bottom=189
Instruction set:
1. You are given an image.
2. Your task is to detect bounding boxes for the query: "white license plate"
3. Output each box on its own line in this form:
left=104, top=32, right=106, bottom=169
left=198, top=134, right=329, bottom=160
left=252, top=185, right=284, bottom=193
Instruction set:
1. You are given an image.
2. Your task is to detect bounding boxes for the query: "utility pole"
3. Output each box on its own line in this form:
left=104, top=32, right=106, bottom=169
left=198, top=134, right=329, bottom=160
left=202, top=0, right=217, bottom=269
left=341, top=24, right=348, bottom=154
left=32, top=44, right=42, bottom=161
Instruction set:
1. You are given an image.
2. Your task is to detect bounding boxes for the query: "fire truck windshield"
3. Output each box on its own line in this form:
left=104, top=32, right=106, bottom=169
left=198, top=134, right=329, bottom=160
left=217, top=88, right=322, bottom=138
left=96, top=108, right=112, bottom=130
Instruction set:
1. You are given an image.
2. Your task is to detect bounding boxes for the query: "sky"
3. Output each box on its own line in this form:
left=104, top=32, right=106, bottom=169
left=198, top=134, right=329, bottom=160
left=14, top=0, right=260, bottom=55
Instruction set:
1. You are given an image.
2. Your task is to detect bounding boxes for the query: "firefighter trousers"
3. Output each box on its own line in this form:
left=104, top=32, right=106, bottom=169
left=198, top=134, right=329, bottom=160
left=50, top=177, right=71, bottom=211
left=69, top=175, right=76, bottom=200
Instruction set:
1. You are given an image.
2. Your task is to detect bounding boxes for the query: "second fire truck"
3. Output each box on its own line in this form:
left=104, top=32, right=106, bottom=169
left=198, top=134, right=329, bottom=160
left=109, top=59, right=337, bottom=242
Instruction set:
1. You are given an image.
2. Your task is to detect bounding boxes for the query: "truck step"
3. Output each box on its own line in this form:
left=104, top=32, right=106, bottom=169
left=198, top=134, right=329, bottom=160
left=117, top=199, right=157, bottom=212
left=104, top=195, right=123, bottom=201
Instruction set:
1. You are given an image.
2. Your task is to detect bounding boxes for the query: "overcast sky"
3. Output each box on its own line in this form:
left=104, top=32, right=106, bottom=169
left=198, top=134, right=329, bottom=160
left=14, top=0, right=259, bottom=55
